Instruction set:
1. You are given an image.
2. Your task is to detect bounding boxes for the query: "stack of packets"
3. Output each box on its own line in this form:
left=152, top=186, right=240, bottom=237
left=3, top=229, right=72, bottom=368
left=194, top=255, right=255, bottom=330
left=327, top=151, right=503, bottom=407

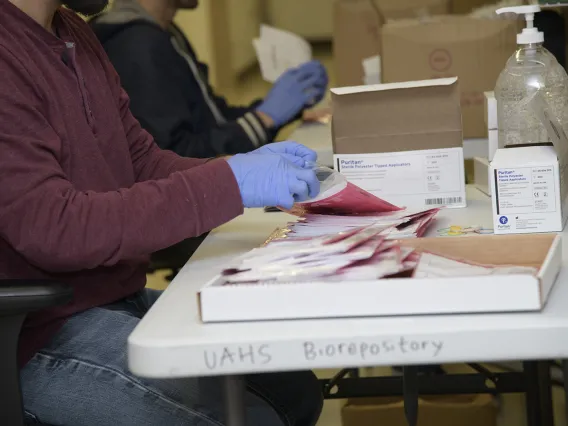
left=269, top=209, right=440, bottom=242
left=219, top=165, right=537, bottom=285
left=223, top=226, right=537, bottom=285
left=270, top=163, right=441, bottom=241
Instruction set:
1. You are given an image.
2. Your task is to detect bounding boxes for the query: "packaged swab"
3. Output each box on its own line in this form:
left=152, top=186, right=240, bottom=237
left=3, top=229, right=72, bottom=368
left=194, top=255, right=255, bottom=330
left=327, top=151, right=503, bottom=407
left=285, top=163, right=403, bottom=216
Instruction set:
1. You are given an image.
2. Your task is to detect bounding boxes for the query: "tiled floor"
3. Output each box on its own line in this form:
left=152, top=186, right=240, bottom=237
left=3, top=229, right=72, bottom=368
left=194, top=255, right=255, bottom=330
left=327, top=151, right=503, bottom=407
left=146, top=43, right=568, bottom=426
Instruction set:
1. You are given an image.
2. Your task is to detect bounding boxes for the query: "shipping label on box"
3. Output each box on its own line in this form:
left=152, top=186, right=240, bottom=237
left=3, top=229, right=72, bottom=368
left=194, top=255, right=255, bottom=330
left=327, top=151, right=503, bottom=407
left=335, top=148, right=466, bottom=208
left=491, top=146, right=568, bottom=234
left=331, top=77, right=466, bottom=208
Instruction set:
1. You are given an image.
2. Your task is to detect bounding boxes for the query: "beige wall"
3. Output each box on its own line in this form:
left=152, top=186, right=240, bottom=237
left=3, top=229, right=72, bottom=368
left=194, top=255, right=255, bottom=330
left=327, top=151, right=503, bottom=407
left=266, top=0, right=334, bottom=40
left=227, top=0, right=262, bottom=74
left=174, top=0, right=262, bottom=88
left=174, top=4, right=216, bottom=81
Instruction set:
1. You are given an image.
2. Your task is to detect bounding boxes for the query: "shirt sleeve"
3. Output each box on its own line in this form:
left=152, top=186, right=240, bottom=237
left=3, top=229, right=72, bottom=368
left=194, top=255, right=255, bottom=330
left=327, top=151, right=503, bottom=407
left=0, top=47, right=243, bottom=273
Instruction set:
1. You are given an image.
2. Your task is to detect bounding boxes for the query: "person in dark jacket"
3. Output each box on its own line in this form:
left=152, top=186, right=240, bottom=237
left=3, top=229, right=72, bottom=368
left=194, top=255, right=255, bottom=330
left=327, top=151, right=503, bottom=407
left=90, top=0, right=329, bottom=158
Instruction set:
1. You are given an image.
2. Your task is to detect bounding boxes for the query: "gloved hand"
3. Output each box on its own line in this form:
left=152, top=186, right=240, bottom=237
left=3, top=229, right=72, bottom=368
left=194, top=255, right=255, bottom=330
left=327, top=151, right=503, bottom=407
left=227, top=154, right=320, bottom=209
left=252, top=141, right=317, bottom=168
left=257, top=60, right=328, bottom=128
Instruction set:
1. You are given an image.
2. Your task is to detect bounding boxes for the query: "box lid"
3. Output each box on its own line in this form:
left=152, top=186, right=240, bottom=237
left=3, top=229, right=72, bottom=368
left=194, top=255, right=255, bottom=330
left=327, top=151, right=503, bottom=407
left=331, top=77, right=463, bottom=154
left=492, top=145, right=558, bottom=167
left=381, top=15, right=518, bottom=41
left=376, top=0, right=451, bottom=20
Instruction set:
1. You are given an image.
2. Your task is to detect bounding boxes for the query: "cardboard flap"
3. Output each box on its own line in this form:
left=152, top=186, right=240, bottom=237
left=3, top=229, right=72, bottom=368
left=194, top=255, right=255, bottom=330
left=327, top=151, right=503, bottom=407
left=377, top=0, right=451, bottom=20
left=331, top=78, right=463, bottom=154
left=399, top=234, right=557, bottom=268
left=382, top=15, right=519, bottom=42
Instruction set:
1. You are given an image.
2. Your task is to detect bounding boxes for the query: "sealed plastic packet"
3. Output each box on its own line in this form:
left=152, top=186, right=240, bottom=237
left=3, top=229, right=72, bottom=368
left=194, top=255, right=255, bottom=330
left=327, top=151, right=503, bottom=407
left=284, top=162, right=402, bottom=216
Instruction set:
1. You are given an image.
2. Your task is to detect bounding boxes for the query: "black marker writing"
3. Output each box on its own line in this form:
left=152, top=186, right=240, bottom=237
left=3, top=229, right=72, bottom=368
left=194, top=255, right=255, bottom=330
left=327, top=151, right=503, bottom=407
left=303, top=337, right=444, bottom=362
left=204, top=344, right=272, bottom=370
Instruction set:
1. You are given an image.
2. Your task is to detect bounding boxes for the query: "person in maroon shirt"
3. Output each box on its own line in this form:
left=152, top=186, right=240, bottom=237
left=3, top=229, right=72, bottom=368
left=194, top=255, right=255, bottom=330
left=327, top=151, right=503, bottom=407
left=0, top=0, right=324, bottom=423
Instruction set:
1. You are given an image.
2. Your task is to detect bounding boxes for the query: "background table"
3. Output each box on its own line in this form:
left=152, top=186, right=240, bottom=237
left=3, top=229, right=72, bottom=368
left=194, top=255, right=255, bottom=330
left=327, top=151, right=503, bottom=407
left=290, top=122, right=490, bottom=167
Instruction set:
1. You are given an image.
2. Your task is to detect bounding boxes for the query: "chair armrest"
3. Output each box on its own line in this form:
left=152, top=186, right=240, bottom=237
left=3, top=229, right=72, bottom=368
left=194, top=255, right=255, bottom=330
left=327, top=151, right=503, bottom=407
left=0, top=280, right=72, bottom=425
left=0, top=280, right=73, bottom=315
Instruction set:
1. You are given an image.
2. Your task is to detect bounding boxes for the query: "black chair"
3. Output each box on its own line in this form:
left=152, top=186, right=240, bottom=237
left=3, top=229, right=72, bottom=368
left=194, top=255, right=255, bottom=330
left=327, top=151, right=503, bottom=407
left=0, top=280, right=73, bottom=425
left=148, top=234, right=209, bottom=281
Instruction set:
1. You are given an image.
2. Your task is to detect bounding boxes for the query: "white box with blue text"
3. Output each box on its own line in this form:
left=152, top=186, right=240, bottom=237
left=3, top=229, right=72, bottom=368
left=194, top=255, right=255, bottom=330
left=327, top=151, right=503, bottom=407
left=491, top=146, right=568, bottom=234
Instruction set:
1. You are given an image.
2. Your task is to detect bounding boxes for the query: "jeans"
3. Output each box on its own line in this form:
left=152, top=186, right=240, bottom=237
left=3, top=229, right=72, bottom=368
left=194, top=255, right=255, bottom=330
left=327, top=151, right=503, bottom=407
left=21, top=289, right=323, bottom=426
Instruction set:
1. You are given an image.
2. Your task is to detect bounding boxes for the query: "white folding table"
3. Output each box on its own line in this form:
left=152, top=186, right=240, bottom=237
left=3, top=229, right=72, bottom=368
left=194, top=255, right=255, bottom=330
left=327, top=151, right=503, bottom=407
left=129, top=187, right=568, bottom=426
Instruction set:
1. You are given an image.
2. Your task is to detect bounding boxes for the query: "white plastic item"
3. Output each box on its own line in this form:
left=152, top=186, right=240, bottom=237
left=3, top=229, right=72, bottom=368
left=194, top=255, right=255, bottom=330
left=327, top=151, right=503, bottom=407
left=287, top=162, right=401, bottom=216
left=297, top=162, right=347, bottom=204
left=496, top=5, right=543, bottom=45
left=494, top=5, right=568, bottom=147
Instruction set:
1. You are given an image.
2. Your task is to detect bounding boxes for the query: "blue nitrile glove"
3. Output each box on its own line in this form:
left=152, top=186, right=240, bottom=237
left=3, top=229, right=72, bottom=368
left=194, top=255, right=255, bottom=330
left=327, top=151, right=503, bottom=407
left=258, top=60, right=329, bottom=127
left=252, top=141, right=317, bottom=168
left=227, top=154, right=320, bottom=209
left=301, top=60, right=329, bottom=104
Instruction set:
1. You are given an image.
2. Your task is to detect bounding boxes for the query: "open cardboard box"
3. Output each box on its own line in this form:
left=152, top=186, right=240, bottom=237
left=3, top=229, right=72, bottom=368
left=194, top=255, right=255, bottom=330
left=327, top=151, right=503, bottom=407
left=342, top=395, right=497, bottom=426
left=199, top=234, right=561, bottom=323
left=332, top=77, right=466, bottom=209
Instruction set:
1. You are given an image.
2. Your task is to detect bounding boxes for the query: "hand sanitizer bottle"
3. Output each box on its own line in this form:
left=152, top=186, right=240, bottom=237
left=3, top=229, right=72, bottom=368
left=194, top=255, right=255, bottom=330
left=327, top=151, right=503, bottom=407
left=495, top=5, right=568, bottom=148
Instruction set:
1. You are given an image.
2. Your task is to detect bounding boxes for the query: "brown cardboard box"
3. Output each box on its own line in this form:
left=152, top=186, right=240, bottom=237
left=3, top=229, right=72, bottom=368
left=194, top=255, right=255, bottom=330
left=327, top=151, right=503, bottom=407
left=333, top=0, right=383, bottom=87
left=342, top=395, right=497, bottom=426
left=331, top=78, right=462, bottom=155
left=451, top=0, right=496, bottom=14
left=382, top=16, right=518, bottom=138
left=378, top=0, right=452, bottom=20
left=331, top=78, right=467, bottom=208
left=333, top=0, right=452, bottom=87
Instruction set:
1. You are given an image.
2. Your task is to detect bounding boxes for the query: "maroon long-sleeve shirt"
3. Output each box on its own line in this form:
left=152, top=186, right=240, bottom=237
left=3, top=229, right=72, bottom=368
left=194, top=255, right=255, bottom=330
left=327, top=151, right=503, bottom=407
left=0, top=1, right=244, bottom=366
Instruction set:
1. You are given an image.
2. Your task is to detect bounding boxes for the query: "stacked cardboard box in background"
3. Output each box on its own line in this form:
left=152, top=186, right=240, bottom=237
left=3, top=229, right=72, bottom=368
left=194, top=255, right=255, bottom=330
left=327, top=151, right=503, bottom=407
left=333, top=0, right=518, bottom=138
left=381, top=17, right=517, bottom=138
left=333, top=0, right=384, bottom=87
left=342, top=395, right=497, bottom=426
left=333, top=0, right=453, bottom=88
left=333, top=0, right=500, bottom=89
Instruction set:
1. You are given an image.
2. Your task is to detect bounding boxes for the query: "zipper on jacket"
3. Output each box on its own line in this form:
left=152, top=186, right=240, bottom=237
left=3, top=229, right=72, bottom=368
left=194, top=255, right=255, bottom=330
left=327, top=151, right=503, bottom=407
left=63, top=42, right=96, bottom=133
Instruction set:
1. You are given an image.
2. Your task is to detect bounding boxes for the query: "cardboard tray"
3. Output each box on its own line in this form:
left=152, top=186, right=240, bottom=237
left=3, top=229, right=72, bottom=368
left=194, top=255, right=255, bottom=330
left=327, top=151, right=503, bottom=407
left=198, top=234, right=561, bottom=323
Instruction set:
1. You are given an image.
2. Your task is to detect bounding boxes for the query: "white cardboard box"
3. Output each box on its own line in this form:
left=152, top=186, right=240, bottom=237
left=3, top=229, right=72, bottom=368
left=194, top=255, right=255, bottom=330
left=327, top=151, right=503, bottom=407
left=488, top=129, right=499, bottom=162
left=491, top=146, right=568, bottom=234
left=484, top=91, right=497, bottom=131
left=485, top=92, right=501, bottom=161
left=474, top=156, right=491, bottom=197
left=334, top=148, right=466, bottom=208
left=199, top=234, right=561, bottom=322
left=331, top=78, right=466, bottom=209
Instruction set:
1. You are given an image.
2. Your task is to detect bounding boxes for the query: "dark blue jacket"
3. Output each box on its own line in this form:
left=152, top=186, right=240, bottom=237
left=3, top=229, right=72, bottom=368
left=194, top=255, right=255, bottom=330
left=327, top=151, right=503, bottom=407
left=91, top=17, right=283, bottom=158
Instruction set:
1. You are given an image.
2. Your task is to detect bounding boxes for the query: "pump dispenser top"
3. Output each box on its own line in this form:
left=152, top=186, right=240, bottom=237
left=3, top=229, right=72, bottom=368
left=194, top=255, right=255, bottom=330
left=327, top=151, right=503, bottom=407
left=496, top=5, right=543, bottom=45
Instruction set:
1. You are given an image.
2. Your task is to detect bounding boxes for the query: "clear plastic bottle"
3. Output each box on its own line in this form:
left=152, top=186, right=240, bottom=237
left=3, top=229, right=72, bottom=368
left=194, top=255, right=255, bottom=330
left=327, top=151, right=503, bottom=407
left=495, top=5, right=568, bottom=147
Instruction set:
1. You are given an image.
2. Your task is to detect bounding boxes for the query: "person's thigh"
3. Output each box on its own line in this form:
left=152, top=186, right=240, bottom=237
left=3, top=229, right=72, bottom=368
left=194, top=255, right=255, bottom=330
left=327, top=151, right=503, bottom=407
left=20, top=306, right=294, bottom=426
left=137, top=289, right=323, bottom=425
